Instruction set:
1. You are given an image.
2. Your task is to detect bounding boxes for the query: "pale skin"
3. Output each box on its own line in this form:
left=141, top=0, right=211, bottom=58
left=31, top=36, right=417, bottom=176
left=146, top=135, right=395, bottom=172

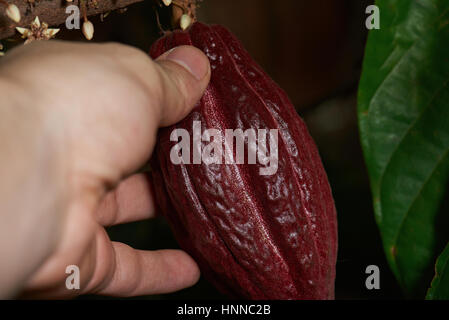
left=0, top=41, right=211, bottom=298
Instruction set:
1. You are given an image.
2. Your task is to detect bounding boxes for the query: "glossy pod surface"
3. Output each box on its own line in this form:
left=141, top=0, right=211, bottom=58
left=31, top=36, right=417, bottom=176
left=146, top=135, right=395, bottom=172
left=149, top=22, right=338, bottom=300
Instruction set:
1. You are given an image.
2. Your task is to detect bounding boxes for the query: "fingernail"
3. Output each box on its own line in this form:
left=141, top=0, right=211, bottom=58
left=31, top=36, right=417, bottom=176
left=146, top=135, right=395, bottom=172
left=164, top=46, right=209, bottom=81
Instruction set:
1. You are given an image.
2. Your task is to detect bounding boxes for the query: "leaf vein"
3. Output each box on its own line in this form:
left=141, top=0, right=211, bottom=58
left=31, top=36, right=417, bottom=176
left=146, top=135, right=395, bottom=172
left=376, top=75, right=449, bottom=228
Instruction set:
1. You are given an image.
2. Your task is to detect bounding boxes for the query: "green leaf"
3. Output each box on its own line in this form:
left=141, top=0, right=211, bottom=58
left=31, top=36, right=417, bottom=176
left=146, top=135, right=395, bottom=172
left=427, top=244, right=449, bottom=299
left=358, top=0, right=449, bottom=295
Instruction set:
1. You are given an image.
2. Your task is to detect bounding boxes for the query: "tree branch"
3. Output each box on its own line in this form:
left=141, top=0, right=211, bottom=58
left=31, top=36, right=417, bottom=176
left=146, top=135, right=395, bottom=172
left=0, top=0, right=146, bottom=40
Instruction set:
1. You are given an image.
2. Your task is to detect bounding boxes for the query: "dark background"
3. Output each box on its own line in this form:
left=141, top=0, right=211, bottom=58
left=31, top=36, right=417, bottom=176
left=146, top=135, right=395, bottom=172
left=71, top=0, right=403, bottom=300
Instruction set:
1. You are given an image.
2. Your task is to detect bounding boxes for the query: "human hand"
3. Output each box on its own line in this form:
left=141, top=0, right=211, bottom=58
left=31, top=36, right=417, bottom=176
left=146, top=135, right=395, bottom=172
left=0, top=40, right=210, bottom=298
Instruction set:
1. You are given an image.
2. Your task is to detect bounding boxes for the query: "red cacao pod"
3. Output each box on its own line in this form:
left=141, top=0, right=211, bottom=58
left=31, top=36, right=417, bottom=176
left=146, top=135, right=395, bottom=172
left=149, top=22, right=338, bottom=300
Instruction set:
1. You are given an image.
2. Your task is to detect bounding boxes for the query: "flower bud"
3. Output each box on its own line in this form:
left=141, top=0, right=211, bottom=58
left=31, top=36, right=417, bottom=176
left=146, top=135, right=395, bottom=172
left=180, top=14, right=192, bottom=31
left=6, top=4, right=20, bottom=23
left=82, top=20, right=94, bottom=40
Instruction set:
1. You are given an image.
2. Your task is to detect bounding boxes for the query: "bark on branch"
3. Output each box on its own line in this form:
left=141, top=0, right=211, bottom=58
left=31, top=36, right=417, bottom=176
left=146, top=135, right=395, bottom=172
left=0, top=0, right=146, bottom=40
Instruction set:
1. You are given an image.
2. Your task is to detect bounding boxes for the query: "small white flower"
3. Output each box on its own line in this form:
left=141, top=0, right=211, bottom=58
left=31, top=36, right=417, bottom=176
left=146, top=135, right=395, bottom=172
left=15, top=16, right=60, bottom=43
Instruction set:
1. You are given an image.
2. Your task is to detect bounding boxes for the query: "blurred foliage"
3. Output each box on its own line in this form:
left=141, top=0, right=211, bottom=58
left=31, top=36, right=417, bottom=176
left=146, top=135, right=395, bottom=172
left=358, top=0, right=449, bottom=297
left=427, top=243, right=449, bottom=299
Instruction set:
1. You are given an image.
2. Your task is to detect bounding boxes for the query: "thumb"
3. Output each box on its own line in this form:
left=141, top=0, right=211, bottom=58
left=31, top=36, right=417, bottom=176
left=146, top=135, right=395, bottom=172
left=153, top=45, right=211, bottom=127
